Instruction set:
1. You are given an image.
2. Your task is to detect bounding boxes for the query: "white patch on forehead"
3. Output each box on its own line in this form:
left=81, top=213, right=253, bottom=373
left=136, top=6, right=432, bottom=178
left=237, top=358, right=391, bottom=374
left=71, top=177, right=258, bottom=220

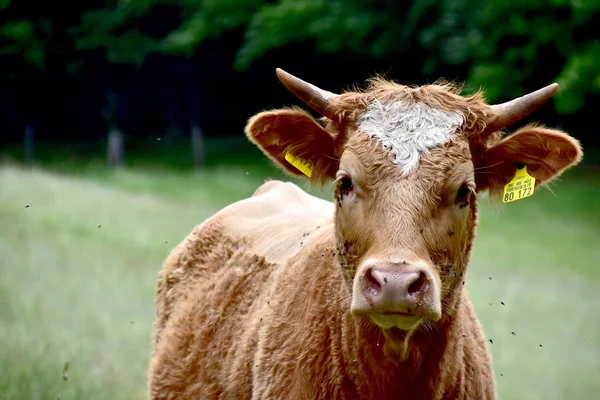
left=357, top=101, right=464, bottom=175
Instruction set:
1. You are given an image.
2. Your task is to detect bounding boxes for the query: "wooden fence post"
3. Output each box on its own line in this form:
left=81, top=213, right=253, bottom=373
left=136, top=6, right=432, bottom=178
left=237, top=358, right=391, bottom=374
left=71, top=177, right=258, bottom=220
left=191, top=123, right=204, bottom=169
left=107, top=128, right=125, bottom=168
left=24, top=123, right=35, bottom=167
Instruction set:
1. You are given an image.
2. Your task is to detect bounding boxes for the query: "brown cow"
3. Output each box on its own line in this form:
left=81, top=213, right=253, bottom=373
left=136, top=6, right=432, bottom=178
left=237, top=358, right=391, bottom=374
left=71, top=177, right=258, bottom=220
left=148, top=69, right=582, bottom=399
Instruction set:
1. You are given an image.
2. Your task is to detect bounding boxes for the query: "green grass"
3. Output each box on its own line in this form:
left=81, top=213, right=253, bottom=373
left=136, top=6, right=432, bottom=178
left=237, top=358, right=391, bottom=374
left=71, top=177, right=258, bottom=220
left=0, top=161, right=599, bottom=400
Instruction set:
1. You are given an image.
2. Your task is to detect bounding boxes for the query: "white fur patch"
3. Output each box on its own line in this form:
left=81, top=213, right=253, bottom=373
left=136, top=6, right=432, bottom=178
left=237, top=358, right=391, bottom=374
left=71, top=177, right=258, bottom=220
left=357, top=101, right=464, bottom=175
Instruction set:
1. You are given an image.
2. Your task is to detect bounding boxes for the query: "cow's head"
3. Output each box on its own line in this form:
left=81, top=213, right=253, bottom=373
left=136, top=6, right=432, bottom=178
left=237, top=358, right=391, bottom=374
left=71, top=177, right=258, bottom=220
left=245, top=69, right=582, bottom=346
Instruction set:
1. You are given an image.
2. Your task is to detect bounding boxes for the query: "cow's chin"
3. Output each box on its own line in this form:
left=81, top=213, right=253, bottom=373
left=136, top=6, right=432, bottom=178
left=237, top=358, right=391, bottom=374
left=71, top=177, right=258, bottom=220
left=371, top=315, right=435, bottom=356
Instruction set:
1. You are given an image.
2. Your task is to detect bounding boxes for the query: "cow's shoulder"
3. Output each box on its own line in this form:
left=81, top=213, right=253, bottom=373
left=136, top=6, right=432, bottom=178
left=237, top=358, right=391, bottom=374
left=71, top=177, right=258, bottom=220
left=215, top=179, right=334, bottom=225
left=209, top=180, right=334, bottom=264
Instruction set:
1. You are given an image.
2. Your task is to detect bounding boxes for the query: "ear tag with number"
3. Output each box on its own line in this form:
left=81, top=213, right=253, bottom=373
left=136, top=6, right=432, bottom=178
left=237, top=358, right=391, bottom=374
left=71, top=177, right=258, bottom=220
left=285, top=150, right=313, bottom=178
left=502, top=164, right=536, bottom=203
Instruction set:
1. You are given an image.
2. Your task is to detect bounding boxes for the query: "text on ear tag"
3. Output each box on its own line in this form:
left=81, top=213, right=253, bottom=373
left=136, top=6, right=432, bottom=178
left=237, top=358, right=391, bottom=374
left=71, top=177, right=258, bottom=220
left=503, top=164, right=536, bottom=203
left=285, top=150, right=313, bottom=177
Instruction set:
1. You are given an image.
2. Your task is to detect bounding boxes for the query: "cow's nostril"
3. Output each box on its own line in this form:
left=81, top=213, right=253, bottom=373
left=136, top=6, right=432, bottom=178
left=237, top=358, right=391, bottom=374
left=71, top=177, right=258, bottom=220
left=364, top=268, right=382, bottom=296
left=407, top=270, right=427, bottom=295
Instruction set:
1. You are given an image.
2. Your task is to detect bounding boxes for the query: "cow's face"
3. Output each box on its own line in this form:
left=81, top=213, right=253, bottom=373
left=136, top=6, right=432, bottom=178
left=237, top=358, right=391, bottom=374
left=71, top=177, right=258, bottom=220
left=246, top=69, right=582, bottom=344
left=335, top=132, right=475, bottom=332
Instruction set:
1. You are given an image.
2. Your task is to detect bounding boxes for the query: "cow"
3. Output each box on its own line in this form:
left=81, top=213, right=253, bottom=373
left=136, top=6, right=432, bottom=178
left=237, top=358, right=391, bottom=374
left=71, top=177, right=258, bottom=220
left=148, top=68, right=583, bottom=399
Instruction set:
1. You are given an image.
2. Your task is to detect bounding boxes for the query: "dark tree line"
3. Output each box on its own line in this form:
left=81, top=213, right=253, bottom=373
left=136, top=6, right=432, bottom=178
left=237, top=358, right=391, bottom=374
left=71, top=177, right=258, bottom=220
left=1, top=0, right=599, bottom=164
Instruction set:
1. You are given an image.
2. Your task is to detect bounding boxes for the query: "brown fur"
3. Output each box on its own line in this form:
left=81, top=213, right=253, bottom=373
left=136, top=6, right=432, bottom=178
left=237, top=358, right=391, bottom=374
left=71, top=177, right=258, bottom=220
left=246, top=107, right=344, bottom=184
left=148, top=75, right=583, bottom=399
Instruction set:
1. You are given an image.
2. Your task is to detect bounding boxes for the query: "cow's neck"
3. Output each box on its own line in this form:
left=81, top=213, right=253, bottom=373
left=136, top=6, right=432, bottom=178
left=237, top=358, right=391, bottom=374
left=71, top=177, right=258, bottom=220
left=332, top=251, right=466, bottom=398
left=294, top=230, right=467, bottom=397
left=336, top=293, right=464, bottom=398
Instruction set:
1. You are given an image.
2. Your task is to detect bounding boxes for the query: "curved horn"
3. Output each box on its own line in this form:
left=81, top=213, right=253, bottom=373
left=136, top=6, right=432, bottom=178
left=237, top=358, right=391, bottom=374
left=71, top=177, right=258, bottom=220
left=276, top=68, right=338, bottom=120
left=482, top=83, right=559, bottom=135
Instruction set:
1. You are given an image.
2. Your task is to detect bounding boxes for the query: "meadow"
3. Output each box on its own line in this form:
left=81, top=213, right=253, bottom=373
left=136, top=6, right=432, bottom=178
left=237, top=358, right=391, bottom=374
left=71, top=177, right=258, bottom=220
left=1, top=141, right=599, bottom=399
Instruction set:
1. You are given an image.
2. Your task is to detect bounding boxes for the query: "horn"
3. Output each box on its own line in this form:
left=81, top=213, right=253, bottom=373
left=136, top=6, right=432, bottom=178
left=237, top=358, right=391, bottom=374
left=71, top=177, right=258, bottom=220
left=482, top=83, right=559, bottom=135
left=275, top=68, right=338, bottom=120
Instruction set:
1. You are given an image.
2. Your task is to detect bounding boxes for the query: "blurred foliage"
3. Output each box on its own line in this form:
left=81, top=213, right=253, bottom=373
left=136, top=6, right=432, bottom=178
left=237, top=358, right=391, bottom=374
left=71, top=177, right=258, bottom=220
left=0, top=3, right=91, bottom=77
left=0, top=19, right=46, bottom=69
left=72, top=2, right=157, bottom=66
left=1, top=0, right=599, bottom=112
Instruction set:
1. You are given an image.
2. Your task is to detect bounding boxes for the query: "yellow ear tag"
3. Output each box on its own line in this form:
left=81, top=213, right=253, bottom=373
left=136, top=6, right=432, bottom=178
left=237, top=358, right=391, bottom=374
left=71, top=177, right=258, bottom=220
left=284, top=150, right=313, bottom=178
left=502, top=164, right=536, bottom=203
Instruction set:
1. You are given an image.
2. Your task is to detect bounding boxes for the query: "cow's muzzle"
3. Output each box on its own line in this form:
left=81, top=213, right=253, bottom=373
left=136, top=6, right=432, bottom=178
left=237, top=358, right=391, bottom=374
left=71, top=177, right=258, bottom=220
left=351, top=259, right=442, bottom=330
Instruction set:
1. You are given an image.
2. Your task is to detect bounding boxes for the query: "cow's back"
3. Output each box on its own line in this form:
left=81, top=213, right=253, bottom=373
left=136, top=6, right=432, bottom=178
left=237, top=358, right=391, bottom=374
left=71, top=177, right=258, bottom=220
left=148, top=181, right=334, bottom=399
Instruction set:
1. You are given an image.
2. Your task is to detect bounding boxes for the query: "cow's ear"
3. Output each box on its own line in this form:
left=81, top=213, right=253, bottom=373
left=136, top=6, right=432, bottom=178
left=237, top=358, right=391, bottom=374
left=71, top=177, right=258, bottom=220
left=245, top=107, right=341, bottom=183
left=474, top=124, right=583, bottom=199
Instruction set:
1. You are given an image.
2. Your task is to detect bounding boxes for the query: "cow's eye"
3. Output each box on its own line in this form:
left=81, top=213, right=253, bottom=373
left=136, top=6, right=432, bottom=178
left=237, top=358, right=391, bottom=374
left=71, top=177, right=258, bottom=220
left=340, top=176, right=353, bottom=194
left=455, top=183, right=474, bottom=206
left=336, top=172, right=354, bottom=201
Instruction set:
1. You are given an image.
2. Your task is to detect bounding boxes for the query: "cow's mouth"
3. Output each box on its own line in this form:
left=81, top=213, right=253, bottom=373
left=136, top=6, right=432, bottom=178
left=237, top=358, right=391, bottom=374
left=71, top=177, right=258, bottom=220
left=382, top=311, right=415, bottom=317
left=370, top=312, right=421, bottom=331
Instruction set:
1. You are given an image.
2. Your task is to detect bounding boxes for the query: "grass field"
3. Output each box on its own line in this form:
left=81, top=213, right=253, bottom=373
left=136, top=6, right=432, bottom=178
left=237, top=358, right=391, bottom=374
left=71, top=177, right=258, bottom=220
left=0, top=159, right=599, bottom=400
